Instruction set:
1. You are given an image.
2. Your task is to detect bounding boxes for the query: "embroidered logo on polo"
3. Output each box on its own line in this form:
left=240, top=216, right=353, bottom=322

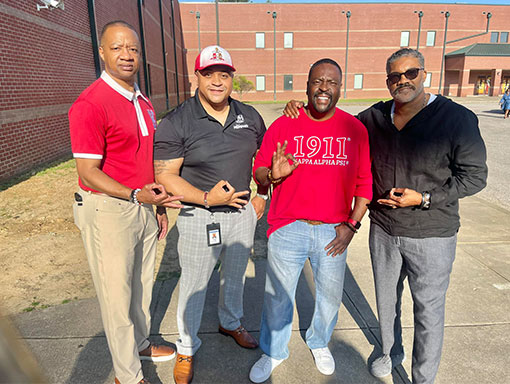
left=147, top=110, right=157, bottom=130
left=293, top=136, right=350, bottom=166
left=233, top=114, right=249, bottom=129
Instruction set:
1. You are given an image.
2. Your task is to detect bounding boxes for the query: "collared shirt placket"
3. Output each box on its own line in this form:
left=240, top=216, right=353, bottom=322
left=100, top=71, right=149, bottom=137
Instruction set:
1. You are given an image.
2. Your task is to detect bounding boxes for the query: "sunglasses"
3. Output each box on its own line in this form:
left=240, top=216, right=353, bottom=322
left=387, top=68, right=424, bottom=85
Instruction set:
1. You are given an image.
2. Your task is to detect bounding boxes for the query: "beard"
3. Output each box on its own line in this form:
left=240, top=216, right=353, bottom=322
left=310, top=92, right=334, bottom=113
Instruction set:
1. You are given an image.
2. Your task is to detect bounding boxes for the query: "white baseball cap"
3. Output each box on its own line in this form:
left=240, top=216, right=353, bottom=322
left=194, top=45, right=236, bottom=72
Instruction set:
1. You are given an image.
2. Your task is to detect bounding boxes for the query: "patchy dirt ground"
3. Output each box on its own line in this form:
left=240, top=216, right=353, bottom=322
left=0, top=159, right=268, bottom=316
left=0, top=160, right=182, bottom=315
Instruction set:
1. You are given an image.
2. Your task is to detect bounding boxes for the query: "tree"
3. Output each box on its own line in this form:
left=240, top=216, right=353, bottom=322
left=233, top=75, right=254, bottom=99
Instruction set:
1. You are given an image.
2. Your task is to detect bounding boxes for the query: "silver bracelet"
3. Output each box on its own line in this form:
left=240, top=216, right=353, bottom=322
left=130, top=188, right=142, bottom=205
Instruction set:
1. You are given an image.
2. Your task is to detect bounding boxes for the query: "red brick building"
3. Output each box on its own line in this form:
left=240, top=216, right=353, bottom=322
left=1, top=1, right=510, bottom=180
left=0, top=0, right=187, bottom=181
left=180, top=2, right=510, bottom=101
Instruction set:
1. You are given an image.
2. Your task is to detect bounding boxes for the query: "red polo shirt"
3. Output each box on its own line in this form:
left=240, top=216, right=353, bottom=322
left=69, top=72, right=157, bottom=192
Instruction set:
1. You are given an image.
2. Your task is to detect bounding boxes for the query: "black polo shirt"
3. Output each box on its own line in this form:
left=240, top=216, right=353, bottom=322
left=154, top=93, right=266, bottom=210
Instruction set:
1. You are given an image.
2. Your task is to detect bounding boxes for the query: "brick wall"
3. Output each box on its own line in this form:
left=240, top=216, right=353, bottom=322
left=0, top=0, right=187, bottom=181
left=179, top=2, right=510, bottom=101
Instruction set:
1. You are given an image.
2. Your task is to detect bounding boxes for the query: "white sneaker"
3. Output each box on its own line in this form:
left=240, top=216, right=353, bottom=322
left=311, top=347, right=335, bottom=375
left=249, top=354, right=284, bottom=383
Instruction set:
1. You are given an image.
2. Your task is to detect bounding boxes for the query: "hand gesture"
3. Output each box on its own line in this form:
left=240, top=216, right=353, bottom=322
left=207, top=180, right=249, bottom=209
left=377, top=187, right=422, bottom=209
left=137, top=183, right=183, bottom=209
left=272, top=141, right=299, bottom=180
left=283, top=100, right=305, bottom=119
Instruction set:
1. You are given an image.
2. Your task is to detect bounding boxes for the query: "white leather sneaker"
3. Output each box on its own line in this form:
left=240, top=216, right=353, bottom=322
left=311, top=347, right=335, bottom=375
left=249, top=354, right=284, bottom=383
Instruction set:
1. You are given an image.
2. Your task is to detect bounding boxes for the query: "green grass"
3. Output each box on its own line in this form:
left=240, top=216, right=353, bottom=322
left=0, top=155, right=73, bottom=191
left=22, top=297, right=50, bottom=312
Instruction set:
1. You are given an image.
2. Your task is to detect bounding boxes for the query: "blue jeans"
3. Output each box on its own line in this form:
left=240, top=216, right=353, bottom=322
left=259, top=220, right=348, bottom=360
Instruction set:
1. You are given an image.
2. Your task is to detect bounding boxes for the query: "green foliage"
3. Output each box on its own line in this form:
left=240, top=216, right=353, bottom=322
left=233, top=75, right=255, bottom=99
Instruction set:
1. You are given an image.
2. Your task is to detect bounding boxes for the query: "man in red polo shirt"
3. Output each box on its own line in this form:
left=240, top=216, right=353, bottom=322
left=69, top=21, right=182, bottom=384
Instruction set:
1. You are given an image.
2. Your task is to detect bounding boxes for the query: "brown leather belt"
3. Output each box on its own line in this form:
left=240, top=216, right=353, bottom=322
left=299, top=219, right=326, bottom=225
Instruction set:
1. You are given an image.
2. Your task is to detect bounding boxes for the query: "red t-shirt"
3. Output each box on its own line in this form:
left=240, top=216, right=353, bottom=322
left=254, top=108, right=373, bottom=237
left=69, top=73, right=157, bottom=192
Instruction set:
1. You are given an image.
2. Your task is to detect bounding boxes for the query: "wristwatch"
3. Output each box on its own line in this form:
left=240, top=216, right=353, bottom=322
left=344, top=217, right=361, bottom=233
left=256, top=193, right=269, bottom=201
left=420, top=191, right=431, bottom=210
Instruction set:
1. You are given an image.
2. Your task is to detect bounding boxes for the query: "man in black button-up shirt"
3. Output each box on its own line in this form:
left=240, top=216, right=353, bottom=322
left=357, top=48, right=487, bottom=384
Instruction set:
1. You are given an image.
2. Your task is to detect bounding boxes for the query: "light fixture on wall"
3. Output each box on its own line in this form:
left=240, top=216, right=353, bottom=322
left=36, top=0, right=64, bottom=11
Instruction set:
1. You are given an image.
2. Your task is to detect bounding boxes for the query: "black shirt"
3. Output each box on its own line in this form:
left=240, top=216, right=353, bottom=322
left=357, top=95, right=487, bottom=238
left=154, top=93, right=266, bottom=210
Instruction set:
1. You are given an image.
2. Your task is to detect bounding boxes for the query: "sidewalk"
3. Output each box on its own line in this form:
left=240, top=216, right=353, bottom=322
left=12, top=195, right=510, bottom=384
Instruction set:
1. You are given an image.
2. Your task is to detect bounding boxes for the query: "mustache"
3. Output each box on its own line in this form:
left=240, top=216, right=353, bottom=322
left=393, top=83, right=415, bottom=94
left=393, top=83, right=416, bottom=93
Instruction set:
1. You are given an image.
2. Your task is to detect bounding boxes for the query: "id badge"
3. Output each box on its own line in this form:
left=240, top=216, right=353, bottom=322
left=206, top=222, right=221, bottom=246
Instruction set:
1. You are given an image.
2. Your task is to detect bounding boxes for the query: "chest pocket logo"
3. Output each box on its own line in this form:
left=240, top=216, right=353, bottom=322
left=233, top=114, right=249, bottom=129
left=148, top=109, right=157, bottom=130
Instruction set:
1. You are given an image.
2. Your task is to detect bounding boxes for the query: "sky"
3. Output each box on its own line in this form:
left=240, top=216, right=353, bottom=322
left=179, top=0, right=508, bottom=4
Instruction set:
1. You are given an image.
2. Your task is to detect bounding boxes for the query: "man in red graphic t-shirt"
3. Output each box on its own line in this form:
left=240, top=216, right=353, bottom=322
left=69, top=21, right=182, bottom=384
left=249, top=59, right=372, bottom=383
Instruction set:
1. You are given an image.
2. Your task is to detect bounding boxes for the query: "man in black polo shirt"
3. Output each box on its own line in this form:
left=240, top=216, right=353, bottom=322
left=154, top=45, right=267, bottom=384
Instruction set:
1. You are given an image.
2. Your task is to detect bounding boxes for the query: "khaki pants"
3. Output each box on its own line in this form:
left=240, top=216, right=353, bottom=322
left=74, top=189, right=158, bottom=384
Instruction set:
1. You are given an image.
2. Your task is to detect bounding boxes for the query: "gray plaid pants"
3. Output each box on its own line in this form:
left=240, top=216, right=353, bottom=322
left=175, top=203, right=257, bottom=356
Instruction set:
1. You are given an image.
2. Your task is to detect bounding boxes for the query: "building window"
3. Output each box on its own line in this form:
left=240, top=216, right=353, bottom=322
left=353, top=74, right=363, bottom=89
left=256, top=75, right=265, bottom=91
left=400, top=31, right=410, bottom=47
left=491, top=32, right=499, bottom=43
left=424, top=72, right=432, bottom=88
left=501, top=32, right=509, bottom=43
left=256, top=32, right=265, bottom=48
left=284, top=32, right=293, bottom=48
left=284, top=75, right=293, bottom=91
left=426, top=31, right=436, bottom=47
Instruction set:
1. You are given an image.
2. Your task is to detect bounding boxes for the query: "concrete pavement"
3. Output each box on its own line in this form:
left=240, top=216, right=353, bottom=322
left=10, top=99, right=510, bottom=384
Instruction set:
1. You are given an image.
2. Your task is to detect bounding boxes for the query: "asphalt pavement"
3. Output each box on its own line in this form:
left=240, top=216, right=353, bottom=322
left=10, top=97, right=510, bottom=384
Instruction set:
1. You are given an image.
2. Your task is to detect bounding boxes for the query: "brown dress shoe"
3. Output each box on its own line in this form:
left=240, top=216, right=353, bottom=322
left=218, top=325, right=259, bottom=349
left=114, top=378, right=151, bottom=384
left=139, top=343, right=176, bottom=362
left=173, top=354, right=194, bottom=384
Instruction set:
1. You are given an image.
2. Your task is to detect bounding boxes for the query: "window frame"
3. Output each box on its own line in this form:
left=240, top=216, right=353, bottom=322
left=284, top=32, right=293, bottom=49
left=426, top=31, right=436, bottom=47
left=400, top=31, right=410, bottom=47
left=283, top=74, right=293, bottom=91
left=353, top=74, right=363, bottom=89
left=256, top=75, right=266, bottom=91
left=255, top=32, right=265, bottom=49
